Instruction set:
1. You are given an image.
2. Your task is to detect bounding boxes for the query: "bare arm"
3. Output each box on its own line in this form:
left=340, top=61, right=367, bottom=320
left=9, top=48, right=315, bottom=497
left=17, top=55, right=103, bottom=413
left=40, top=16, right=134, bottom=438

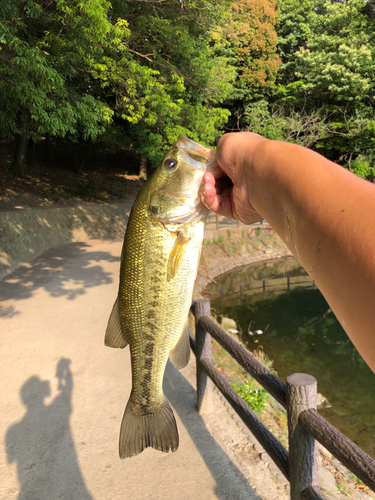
left=204, top=132, right=375, bottom=372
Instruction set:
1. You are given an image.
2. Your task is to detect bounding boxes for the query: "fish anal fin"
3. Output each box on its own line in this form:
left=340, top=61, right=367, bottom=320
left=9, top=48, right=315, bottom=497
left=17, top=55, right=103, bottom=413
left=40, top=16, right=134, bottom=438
left=119, top=397, right=179, bottom=458
left=167, top=232, right=190, bottom=281
left=169, top=321, right=191, bottom=370
left=105, top=297, right=129, bottom=349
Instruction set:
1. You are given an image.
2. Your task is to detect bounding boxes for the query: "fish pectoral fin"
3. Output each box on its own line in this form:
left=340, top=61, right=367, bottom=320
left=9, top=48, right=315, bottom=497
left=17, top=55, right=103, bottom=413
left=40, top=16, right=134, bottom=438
left=104, top=297, right=129, bottom=349
left=167, top=232, right=190, bottom=281
left=169, top=321, right=191, bottom=370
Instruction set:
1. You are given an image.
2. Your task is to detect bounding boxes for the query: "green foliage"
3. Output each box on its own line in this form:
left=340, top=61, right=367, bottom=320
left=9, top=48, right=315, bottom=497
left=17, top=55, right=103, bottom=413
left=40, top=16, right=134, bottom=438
left=350, top=157, right=375, bottom=179
left=276, top=0, right=375, bottom=106
left=231, top=379, right=269, bottom=414
left=242, top=100, right=332, bottom=148
left=104, top=0, right=237, bottom=163
left=1, top=0, right=240, bottom=171
left=273, top=0, right=375, bottom=166
left=0, top=0, right=119, bottom=142
left=5, top=0, right=375, bottom=177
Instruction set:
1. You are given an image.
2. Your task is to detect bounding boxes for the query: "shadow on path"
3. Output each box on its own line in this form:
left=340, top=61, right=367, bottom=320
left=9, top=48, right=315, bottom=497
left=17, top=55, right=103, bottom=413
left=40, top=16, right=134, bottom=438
left=5, top=359, right=93, bottom=500
left=164, top=363, right=260, bottom=500
left=0, top=242, right=119, bottom=317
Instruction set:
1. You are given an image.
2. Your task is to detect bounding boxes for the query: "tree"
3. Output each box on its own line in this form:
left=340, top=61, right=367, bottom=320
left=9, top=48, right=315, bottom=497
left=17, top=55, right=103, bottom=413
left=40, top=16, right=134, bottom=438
left=230, top=0, right=280, bottom=92
left=273, top=0, right=375, bottom=168
left=276, top=0, right=375, bottom=107
left=0, top=0, right=122, bottom=176
left=103, top=0, right=237, bottom=166
left=241, top=99, right=332, bottom=147
left=213, top=0, right=281, bottom=130
left=1, top=0, right=284, bottom=177
left=1, top=0, right=241, bottom=175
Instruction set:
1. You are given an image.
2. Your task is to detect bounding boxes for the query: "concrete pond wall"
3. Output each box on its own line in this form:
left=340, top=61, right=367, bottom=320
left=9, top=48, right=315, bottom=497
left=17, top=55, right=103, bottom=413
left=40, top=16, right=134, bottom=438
left=0, top=203, right=291, bottom=282
left=0, top=202, right=133, bottom=280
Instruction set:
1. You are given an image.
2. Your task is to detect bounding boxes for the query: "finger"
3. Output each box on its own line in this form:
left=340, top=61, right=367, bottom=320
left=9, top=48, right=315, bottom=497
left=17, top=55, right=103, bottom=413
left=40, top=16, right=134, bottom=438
left=202, top=172, right=235, bottom=218
left=203, top=172, right=233, bottom=196
left=203, top=184, right=236, bottom=220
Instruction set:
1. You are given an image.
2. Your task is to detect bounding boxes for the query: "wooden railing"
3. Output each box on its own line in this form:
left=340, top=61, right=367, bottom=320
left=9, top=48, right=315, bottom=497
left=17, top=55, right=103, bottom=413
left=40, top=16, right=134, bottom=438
left=205, top=213, right=268, bottom=232
left=190, top=299, right=375, bottom=500
left=213, top=274, right=317, bottom=308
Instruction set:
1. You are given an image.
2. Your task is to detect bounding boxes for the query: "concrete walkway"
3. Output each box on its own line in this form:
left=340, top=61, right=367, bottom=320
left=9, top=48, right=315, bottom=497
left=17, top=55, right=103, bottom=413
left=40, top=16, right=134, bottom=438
left=0, top=238, right=287, bottom=500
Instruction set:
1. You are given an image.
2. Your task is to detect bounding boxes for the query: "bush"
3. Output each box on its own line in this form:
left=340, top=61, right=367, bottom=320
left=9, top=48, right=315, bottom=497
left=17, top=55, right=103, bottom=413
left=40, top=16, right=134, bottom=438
left=231, top=379, right=269, bottom=414
left=350, top=156, right=375, bottom=179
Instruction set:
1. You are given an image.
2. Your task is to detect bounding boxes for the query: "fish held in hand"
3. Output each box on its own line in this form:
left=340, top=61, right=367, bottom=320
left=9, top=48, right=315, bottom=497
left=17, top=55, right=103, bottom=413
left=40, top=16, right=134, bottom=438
left=105, top=136, right=217, bottom=458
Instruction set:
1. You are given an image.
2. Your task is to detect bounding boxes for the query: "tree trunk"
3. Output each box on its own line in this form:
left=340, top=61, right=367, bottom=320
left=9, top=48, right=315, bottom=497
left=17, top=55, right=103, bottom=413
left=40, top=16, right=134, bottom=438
left=139, top=154, right=147, bottom=181
left=29, top=140, right=36, bottom=166
left=10, top=131, right=28, bottom=177
left=75, top=145, right=86, bottom=175
left=43, top=133, right=51, bottom=163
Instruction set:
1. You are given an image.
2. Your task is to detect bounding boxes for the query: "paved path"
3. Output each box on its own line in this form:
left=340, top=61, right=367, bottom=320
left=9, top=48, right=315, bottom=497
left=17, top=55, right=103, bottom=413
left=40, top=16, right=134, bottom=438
left=0, top=238, right=287, bottom=500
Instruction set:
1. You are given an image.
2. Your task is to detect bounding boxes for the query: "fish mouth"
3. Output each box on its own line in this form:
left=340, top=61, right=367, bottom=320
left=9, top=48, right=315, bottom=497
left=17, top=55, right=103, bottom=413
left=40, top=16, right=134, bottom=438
left=176, top=135, right=224, bottom=179
left=176, top=135, right=214, bottom=165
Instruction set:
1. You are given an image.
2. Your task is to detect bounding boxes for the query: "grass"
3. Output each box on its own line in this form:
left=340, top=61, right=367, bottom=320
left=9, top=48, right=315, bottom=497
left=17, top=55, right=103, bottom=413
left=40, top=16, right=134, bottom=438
left=231, top=379, right=269, bottom=414
left=202, top=316, right=289, bottom=447
left=336, top=481, right=353, bottom=498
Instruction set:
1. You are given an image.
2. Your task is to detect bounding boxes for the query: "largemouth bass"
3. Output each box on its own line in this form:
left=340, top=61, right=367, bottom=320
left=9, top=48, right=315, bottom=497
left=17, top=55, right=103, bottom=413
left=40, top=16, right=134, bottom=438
left=105, top=136, right=218, bottom=458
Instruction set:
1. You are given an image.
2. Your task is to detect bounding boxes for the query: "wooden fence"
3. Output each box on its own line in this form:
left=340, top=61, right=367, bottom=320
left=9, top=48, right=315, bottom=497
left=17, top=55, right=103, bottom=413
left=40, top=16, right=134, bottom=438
left=190, top=299, right=375, bottom=500
left=205, top=213, right=268, bottom=232
left=213, top=274, right=316, bottom=308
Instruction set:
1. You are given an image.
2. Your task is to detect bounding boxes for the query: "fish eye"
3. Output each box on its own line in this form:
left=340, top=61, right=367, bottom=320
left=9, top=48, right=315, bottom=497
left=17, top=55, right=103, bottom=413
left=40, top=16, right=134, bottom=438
left=165, top=158, right=177, bottom=170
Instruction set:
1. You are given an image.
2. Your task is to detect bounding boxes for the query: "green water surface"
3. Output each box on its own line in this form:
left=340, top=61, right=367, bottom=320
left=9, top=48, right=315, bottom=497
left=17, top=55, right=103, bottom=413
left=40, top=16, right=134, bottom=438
left=205, top=257, right=375, bottom=459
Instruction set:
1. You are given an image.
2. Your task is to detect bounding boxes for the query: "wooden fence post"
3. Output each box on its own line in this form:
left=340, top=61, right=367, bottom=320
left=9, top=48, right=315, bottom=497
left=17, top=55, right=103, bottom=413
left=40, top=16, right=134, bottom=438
left=286, top=373, right=319, bottom=500
left=195, top=299, right=213, bottom=413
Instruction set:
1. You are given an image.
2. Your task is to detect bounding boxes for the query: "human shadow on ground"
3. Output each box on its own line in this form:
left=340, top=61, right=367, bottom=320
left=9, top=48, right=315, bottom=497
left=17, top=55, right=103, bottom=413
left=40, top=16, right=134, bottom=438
left=0, top=241, right=119, bottom=316
left=5, top=358, right=93, bottom=500
left=164, top=363, right=261, bottom=500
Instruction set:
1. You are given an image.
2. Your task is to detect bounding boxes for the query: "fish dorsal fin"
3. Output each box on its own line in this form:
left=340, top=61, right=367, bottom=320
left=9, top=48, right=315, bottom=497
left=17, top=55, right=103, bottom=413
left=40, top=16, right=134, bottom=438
left=105, top=297, right=129, bottom=349
left=169, top=321, right=191, bottom=370
left=167, top=232, right=190, bottom=281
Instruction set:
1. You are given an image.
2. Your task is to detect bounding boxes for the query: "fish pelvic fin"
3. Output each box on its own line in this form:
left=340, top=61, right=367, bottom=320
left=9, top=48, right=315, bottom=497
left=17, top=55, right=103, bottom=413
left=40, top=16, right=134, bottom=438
left=119, top=398, right=179, bottom=459
left=105, top=297, right=129, bottom=349
left=169, top=321, right=191, bottom=370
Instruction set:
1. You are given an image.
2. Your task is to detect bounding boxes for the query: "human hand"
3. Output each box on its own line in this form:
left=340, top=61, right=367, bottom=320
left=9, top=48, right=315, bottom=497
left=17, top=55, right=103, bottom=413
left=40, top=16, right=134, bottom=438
left=203, top=132, right=268, bottom=225
left=56, top=358, right=72, bottom=390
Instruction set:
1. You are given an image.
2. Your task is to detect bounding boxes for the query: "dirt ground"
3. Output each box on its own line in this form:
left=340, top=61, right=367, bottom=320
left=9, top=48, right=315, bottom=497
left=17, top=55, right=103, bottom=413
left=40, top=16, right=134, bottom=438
left=0, top=140, right=143, bottom=212
left=0, top=238, right=289, bottom=500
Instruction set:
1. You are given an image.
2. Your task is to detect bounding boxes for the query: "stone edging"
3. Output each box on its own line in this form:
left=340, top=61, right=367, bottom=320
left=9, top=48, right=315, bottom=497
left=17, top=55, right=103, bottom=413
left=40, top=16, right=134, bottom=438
left=0, top=201, right=134, bottom=280
left=0, top=202, right=286, bottom=282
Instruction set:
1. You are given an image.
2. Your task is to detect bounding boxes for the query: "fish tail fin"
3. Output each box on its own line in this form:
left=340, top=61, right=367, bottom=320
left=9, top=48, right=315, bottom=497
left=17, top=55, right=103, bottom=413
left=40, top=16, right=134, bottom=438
left=119, top=397, right=179, bottom=459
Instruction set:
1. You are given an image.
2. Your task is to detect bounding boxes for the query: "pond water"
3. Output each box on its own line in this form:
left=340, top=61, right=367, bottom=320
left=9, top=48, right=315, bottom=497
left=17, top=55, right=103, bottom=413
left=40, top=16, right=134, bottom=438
left=204, top=257, right=375, bottom=459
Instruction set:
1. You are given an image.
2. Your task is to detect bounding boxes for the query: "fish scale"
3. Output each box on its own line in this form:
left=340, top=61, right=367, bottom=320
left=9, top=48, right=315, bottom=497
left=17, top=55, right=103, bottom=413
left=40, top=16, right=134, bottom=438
left=105, top=136, right=215, bottom=458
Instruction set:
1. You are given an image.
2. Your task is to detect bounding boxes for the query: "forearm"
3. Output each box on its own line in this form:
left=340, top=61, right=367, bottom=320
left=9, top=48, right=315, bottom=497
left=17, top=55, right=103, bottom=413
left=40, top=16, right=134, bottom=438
left=249, top=140, right=375, bottom=371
